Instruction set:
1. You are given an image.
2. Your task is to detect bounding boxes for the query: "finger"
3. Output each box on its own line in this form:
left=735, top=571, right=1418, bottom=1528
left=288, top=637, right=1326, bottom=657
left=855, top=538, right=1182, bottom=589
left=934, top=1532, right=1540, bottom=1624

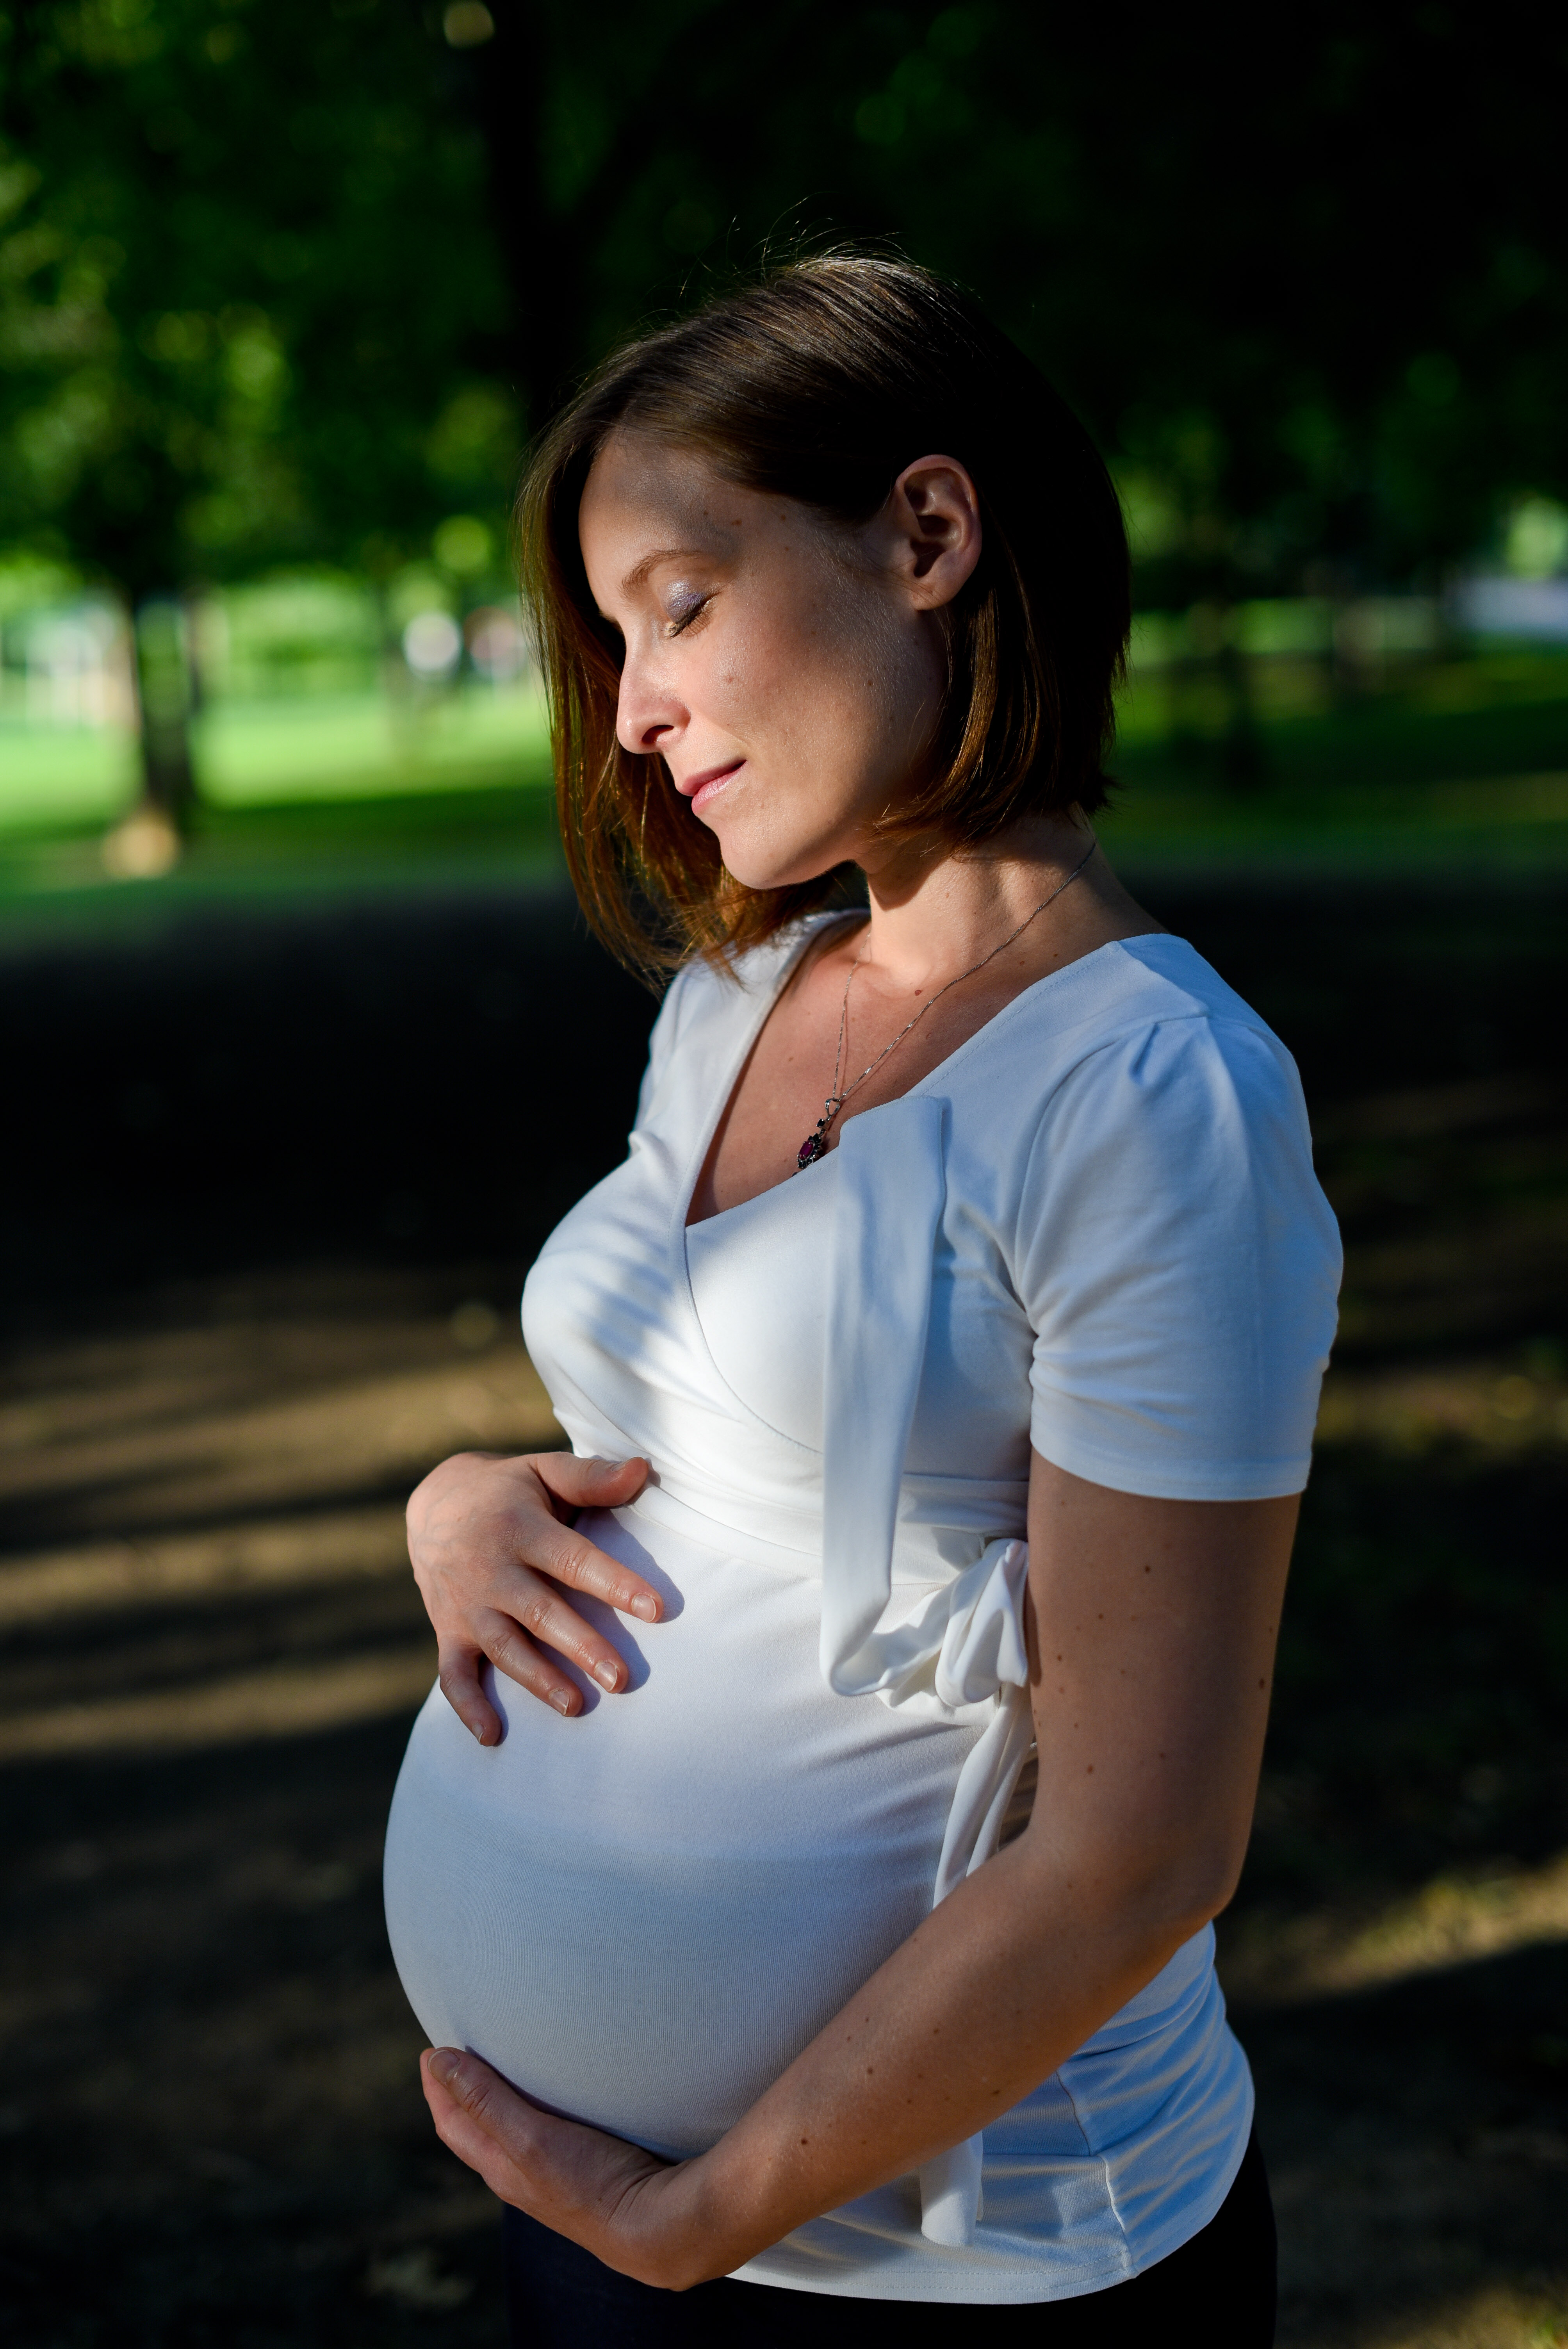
left=519, top=1470, right=664, bottom=1626
left=531, top=1457, right=661, bottom=1623
left=533, top=1451, right=650, bottom=1511
left=422, top=2053, right=540, bottom=2201
left=447, top=1620, right=586, bottom=1720
left=434, top=1643, right=504, bottom=1743
left=422, top=2052, right=684, bottom=2279
left=423, top=2050, right=572, bottom=2189
left=487, top=1579, right=636, bottom=1696
left=423, top=2050, right=632, bottom=2194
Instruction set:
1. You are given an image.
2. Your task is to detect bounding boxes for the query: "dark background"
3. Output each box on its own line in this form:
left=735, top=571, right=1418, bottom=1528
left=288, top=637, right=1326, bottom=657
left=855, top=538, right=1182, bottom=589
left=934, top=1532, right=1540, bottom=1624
left=3, top=4, right=1567, bottom=2344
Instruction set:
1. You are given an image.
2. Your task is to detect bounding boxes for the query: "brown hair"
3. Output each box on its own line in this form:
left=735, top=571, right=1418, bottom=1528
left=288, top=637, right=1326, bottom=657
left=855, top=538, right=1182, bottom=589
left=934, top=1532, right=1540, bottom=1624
left=517, top=254, right=1130, bottom=978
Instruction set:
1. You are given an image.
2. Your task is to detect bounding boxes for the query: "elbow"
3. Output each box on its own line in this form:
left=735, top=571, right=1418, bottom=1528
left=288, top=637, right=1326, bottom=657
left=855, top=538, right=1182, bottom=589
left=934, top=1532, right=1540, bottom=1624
left=1142, top=1830, right=1251, bottom=1946
left=1040, top=1824, right=1251, bottom=1957
left=1158, top=1845, right=1247, bottom=1943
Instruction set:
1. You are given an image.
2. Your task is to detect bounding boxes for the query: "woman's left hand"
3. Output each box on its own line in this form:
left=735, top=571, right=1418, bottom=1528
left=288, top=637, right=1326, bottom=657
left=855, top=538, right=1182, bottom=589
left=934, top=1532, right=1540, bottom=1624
left=421, top=2048, right=724, bottom=2292
left=421, top=1471, right=1303, bottom=2283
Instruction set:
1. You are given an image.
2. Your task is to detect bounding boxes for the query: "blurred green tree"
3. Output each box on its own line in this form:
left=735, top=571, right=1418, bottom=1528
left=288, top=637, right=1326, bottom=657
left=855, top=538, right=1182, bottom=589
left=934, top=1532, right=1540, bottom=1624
left=462, top=0, right=1566, bottom=601
left=0, top=0, right=517, bottom=823
left=448, top=0, right=1563, bottom=786
left=4, top=0, right=1564, bottom=818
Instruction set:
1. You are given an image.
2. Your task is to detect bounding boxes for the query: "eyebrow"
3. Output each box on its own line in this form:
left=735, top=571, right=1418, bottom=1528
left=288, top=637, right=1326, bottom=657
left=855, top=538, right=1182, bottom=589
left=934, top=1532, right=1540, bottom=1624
left=619, top=546, right=708, bottom=596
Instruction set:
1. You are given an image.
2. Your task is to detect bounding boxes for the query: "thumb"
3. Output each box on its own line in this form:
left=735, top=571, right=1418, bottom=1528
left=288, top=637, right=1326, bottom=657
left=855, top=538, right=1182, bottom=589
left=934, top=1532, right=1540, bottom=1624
left=535, top=1453, right=649, bottom=1507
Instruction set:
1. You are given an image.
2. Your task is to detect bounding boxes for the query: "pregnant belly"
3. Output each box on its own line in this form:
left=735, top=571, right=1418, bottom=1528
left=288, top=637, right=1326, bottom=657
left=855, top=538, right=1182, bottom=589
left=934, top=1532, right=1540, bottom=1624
left=383, top=1506, right=978, bottom=2155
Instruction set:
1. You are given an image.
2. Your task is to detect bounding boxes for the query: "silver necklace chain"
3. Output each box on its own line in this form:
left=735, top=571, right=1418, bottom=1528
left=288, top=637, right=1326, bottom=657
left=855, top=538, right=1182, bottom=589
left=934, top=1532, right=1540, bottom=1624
left=795, top=835, right=1099, bottom=1172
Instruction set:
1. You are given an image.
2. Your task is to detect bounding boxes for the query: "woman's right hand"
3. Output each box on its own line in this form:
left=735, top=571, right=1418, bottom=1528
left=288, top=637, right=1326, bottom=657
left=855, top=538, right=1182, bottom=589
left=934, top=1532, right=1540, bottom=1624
left=406, top=1450, right=659, bottom=1742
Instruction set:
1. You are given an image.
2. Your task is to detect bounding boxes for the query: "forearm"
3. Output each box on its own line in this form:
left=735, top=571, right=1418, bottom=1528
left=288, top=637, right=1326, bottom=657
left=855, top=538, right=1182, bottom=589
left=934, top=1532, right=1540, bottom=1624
left=418, top=1475, right=1292, bottom=2289
left=667, top=1477, right=1295, bottom=2279
left=673, top=1835, right=1206, bottom=2281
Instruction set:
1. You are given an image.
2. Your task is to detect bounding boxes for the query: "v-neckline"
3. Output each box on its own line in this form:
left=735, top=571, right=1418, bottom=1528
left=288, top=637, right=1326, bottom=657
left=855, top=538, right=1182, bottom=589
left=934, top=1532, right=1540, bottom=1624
left=680, top=913, right=859, bottom=1235
left=681, top=920, right=1140, bottom=1233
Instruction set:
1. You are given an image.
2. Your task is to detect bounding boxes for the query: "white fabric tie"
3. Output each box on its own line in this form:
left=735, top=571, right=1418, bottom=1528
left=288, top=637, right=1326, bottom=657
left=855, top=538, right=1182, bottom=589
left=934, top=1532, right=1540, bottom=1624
left=821, top=1100, right=1035, bottom=2246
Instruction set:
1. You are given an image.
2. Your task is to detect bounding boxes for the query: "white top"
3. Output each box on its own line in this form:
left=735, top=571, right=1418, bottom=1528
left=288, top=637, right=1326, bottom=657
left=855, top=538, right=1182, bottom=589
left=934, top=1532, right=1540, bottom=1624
left=383, top=920, right=1341, bottom=2303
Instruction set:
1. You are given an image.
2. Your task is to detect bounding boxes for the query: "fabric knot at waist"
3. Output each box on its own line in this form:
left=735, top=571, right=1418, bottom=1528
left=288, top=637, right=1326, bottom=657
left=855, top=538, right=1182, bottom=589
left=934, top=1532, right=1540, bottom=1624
left=821, top=1097, right=1037, bottom=2249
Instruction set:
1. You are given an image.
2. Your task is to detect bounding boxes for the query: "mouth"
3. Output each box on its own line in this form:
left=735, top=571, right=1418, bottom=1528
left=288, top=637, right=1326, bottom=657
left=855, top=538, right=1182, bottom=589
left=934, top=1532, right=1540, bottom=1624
left=675, top=759, right=744, bottom=814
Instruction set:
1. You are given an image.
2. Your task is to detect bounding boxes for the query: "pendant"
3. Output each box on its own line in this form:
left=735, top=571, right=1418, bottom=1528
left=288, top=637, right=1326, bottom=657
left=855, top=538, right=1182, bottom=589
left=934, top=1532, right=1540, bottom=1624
left=796, top=1098, right=840, bottom=1171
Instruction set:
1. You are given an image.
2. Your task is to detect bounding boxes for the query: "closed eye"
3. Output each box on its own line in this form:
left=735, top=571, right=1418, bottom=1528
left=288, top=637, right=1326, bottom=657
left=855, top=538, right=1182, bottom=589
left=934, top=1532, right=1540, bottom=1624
left=665, top=593, right=711, bottom=638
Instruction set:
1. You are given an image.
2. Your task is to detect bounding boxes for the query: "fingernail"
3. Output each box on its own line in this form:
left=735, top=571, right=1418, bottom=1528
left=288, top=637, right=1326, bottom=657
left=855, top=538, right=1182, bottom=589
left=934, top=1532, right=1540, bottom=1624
left=593, top=1660, right=619, bottom=1690
left=427, top=2048, right=462, bottom=2089
left=551, top=1690, right=573, bottom=1715
left=630, top=1594, right=657, bottom=1622
left=469, top=1719, right=486, bottom=1742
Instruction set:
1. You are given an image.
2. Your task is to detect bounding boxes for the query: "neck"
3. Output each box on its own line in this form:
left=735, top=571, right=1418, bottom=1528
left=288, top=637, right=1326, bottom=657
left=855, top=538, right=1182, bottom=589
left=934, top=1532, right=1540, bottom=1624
left=853, top=811, right=1100, bottom=991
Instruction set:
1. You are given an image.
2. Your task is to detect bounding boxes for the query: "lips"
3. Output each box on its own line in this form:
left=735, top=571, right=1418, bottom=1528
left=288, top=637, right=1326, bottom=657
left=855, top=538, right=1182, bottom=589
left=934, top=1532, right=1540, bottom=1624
left=677, top=759, right=744, bottom=814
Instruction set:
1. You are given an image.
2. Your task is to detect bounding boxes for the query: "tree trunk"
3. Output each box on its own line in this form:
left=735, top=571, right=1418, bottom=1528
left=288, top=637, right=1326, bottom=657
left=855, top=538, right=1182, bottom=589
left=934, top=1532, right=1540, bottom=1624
left=132, top=597, right=197, bottom=834
left=103, top=595, right=194, bottom=877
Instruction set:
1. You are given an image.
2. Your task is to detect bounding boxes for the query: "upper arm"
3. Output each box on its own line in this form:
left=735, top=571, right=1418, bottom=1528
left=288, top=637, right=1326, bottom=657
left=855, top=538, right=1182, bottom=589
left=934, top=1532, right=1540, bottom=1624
left=1020, top=1016, right=1340, bottom=1502
left=1001, top=1013, right=1333, bottom=1925
left=1020, top=1448, right=1299, bottom=1927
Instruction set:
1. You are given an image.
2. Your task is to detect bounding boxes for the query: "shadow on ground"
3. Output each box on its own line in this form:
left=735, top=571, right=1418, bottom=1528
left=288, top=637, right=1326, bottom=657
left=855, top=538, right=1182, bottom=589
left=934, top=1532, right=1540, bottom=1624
left=2, top=874, right=1565, bottom=2346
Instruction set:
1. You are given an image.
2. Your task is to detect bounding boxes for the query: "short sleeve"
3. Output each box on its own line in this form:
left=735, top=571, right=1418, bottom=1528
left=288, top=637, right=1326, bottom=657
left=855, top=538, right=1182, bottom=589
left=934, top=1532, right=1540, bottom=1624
left=1018, top=1015, right=1342, bottom=1501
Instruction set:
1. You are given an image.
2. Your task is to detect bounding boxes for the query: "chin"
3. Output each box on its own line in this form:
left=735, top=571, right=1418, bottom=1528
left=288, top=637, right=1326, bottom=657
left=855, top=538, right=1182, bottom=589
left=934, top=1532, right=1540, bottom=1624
left=705, top=814, right=855, bottom=896
left=721, top=851, right=845, bottom=895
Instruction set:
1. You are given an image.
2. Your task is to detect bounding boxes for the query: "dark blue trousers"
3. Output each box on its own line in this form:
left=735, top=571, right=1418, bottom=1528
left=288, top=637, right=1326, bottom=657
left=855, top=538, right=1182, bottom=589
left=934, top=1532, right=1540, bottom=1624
left=502, top=2126, right=1276, bottom=2345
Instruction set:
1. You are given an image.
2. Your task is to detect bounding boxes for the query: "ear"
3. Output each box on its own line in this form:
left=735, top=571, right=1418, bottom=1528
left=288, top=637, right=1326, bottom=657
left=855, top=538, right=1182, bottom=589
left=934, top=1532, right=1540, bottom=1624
left=877, top=454, right=983, bottom=611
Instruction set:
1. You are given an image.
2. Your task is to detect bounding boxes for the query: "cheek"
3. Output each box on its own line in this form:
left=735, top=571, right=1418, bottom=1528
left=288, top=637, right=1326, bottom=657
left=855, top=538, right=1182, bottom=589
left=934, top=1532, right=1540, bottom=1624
left=689, top=612, right=801, bottom=744
left=728, top=590, right=889, bottom=757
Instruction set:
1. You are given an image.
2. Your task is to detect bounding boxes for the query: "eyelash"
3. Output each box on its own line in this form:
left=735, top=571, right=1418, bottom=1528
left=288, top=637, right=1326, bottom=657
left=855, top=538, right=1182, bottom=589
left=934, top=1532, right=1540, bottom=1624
left=665, top=594, right=710, bottom=638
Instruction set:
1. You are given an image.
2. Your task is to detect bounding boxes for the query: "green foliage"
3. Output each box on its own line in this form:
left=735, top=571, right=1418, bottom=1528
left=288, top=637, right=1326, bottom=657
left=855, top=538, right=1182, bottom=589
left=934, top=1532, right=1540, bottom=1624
left=210, top=574, right=383, bottom=695
left=0, top=544, right=78, bottom=617
left=0, top=0, right=517, bottom=599
left=461, top=0, right=1568, bottom=599
left=2, top=0, right=1565, bottom=614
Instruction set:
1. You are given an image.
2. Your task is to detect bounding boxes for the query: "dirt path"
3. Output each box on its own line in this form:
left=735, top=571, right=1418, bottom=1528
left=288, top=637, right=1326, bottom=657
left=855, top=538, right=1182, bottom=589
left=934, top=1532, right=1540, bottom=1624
left=2, top=1264, right=1563, bottom=2347
left=0, top=1272, right=559, bottom=2345
left=2, top=878, right=1566, bottom=2345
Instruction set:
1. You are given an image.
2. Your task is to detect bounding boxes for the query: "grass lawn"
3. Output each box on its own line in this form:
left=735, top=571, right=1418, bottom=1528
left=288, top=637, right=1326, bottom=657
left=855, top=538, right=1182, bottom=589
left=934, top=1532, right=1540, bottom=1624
left=1, top=653, right=1565, bottom=935
left=1103, top=648, right=1568, bottom=872
left=0, top=681, right=557, bottom=920
left=194, top=686, right=552, bottom=806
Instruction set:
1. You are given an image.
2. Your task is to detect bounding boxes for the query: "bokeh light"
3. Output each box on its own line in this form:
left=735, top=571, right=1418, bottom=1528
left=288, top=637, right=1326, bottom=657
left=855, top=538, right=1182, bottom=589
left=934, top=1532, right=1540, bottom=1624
left=401, top=610, right=463, bottom=678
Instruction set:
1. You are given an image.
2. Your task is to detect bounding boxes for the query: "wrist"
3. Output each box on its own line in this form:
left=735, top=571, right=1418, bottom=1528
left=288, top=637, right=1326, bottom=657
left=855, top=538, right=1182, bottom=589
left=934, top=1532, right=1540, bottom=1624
left=644, top=2146, right=766, bottom=2291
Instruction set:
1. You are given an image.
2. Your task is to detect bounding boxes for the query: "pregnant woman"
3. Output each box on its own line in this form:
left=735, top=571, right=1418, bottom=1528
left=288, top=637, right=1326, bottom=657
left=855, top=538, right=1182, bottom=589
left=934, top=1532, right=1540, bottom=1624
left=383, top=257, right=1340, bottom=2345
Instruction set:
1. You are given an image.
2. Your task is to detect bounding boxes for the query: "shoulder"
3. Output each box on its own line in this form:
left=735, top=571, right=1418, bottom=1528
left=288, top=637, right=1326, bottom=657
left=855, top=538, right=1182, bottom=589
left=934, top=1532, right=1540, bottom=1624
left=942, top=932, right=1305, bottom=1142
left=1030, top=938, right=1311, bottom=1168
left=1009, top=945, right=1341, bottom=1497
left=927, top=934, right=1331, bottom=1251
left=1004, top=932, right=1280, bottom=1060
left=1002, top=941, right=1338, bottom=1265
left=1064, top=938, right=1302, bottom=1112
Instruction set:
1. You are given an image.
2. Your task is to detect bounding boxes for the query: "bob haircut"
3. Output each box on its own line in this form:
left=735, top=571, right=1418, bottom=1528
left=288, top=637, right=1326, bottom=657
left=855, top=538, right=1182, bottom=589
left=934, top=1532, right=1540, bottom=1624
left=517, top=254, right=1130, bottom=978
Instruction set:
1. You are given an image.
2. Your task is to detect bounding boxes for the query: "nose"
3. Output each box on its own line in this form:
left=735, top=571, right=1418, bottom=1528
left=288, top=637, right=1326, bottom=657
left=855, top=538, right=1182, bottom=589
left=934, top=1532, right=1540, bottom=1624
left=616, top=645, right=687, bottom=759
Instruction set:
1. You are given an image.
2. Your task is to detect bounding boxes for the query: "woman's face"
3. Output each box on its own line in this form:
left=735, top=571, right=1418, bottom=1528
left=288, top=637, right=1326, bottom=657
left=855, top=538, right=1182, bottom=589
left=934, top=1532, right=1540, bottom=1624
left=577, top=431, right=981, bottom=890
